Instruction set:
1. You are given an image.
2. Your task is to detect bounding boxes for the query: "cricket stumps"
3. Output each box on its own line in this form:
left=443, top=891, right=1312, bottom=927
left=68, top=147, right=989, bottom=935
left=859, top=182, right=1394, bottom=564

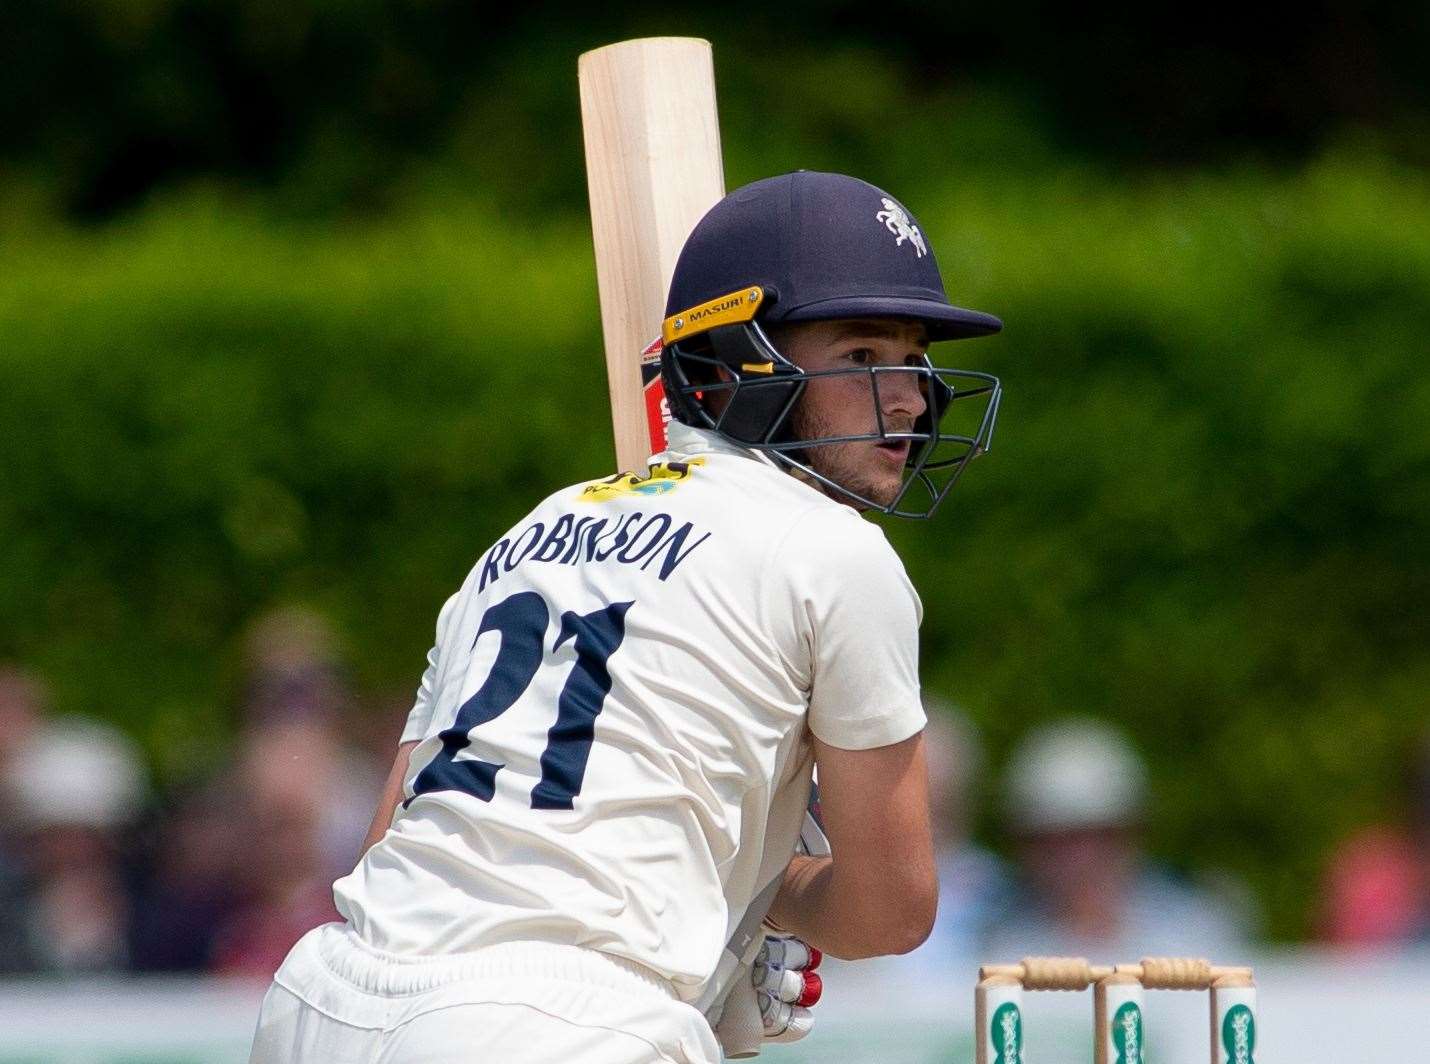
left=974, top=956, right=1256, bottom=1064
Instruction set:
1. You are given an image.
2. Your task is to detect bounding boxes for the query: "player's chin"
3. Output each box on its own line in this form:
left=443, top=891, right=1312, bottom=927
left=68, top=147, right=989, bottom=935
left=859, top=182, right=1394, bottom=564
left=868, top=476, right=904, bottom=509
left=849, top=468, right=905, bottom=510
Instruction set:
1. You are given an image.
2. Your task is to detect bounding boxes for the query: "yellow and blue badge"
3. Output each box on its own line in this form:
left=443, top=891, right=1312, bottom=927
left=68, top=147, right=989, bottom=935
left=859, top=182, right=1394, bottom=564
left=579, top=459, right=706, bottom=502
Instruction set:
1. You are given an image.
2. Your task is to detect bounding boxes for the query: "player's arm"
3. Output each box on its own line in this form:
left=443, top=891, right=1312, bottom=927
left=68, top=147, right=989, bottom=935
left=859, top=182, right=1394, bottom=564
left=766, top=730, right=936, bottom=960
left=359, top=740, right=418, bottom=855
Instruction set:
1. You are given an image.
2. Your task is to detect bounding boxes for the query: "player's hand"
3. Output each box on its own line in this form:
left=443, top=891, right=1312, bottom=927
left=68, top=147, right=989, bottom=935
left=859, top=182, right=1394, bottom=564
left=753, top=934, right=822, bottom=1043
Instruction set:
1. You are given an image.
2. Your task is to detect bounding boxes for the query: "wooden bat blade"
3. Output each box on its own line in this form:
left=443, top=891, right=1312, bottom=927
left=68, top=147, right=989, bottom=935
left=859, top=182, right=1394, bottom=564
left=579, top=36, right=726, bottom=472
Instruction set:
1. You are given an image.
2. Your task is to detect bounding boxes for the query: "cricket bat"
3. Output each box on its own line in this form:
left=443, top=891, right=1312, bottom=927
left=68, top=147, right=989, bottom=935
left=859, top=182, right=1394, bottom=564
left=578, top=37, right=726, bottom=473
left=579, top=44, right=820, bottom=1052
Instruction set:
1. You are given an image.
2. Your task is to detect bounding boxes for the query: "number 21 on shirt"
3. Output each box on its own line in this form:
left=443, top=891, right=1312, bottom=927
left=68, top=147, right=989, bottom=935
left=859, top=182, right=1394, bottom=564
left=407, top=592, right=633, bottom=811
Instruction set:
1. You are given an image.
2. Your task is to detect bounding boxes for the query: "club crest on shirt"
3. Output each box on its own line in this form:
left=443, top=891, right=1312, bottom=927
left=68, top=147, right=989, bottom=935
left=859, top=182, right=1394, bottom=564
left=875, top=197, right=927, bottom=258
left=579, top=458, right=706, bottom=502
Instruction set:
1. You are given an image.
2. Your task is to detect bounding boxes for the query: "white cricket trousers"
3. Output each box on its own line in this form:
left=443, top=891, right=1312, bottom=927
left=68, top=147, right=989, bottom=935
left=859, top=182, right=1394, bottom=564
left=249, top=922, right=722, bottom=1064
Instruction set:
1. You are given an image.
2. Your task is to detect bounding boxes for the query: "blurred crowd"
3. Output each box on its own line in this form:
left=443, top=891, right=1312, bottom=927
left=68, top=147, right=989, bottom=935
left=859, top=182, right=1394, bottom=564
left=0, top=608, right=386, bottom=978
left=891, top=702, right=1430, bottom=977
left=1, top=622, right=1427, bottom=979
left=902, top=707, right=1254, bottom=972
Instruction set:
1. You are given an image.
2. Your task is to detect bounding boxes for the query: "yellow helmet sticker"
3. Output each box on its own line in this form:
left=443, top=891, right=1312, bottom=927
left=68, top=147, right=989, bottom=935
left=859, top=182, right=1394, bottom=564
left=579, top=458, right=708, bottom=502
left=662, top=287, right=764, bottom=345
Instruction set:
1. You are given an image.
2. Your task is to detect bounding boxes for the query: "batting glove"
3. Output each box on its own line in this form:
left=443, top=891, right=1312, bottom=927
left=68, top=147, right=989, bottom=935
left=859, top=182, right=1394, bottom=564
left=753, top=934, right=823, bottom=1043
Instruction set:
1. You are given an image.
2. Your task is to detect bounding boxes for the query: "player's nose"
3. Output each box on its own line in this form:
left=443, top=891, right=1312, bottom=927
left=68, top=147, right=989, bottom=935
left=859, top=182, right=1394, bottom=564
left=877, top=367, right=926, bottom=421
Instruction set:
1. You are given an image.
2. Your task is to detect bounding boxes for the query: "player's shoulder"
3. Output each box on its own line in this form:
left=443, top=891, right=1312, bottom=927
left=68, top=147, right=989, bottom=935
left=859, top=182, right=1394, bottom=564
left=775, top=495, right=904, bottom=575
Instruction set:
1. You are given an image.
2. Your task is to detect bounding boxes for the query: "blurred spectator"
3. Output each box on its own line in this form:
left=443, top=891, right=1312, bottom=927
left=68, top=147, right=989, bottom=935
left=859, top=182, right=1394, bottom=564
left=130, top=606, right=382, bottom=976
left=2, top=711, right=149, bottom=973
left=127, top=784, right=249, bottom=972
left=211, top=607, right=380, bottom=976
left=233, top=607, right=382, bottom=881
left=1321, top=731, right=1430, bottom=946
left=983, top=717, right=1252, bottom=960
left=0, top=666, right=47, bottom=972
left=0, top=666, right=42, bottom=769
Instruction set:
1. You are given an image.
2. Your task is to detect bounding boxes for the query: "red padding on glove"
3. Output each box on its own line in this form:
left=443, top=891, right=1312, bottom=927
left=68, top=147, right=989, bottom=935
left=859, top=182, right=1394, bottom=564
left=798, top=970, right=823, bottom=1007
left=806, top=946, right=822, bottom=970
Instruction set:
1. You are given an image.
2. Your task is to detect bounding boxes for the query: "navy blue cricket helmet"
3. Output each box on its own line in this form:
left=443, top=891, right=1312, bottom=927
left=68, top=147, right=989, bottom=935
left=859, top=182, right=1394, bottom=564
left=659, top=171, right=1003, bottom=518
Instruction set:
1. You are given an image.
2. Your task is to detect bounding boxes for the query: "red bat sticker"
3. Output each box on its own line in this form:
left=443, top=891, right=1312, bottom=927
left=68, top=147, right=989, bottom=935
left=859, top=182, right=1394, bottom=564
left=641, top=336, right=670, bottom=454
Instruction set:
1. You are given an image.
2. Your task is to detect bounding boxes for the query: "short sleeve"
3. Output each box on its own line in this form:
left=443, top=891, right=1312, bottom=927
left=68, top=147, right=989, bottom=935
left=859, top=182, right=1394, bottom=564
left=399, top=591, right=459, bottom=744
left=770, top=507, right=926, bottom=750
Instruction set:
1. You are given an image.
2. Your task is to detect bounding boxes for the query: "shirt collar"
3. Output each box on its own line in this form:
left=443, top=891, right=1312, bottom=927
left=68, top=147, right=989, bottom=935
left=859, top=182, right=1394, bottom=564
left=659, top=422, right=859, bottom=514
left=661, top=421, right=772, bottom=464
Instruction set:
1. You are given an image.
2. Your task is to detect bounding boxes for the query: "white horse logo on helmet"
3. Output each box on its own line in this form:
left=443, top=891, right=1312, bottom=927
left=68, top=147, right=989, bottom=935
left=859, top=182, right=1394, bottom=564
left=875, top=197, right=927, bottom=258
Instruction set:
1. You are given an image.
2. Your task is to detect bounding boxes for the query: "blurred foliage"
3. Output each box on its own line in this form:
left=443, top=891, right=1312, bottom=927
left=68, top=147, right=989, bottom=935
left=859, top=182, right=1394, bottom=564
left=3, top=1, right=1428, bottom=219
left=896, top=147, right=1430, bottom=940
left=1, top=17, right=1428, bottom=939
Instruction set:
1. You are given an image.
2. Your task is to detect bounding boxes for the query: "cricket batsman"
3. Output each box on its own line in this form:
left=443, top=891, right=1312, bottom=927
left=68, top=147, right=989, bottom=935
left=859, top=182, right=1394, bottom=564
left=249, top=170, right=1002, bottom=1062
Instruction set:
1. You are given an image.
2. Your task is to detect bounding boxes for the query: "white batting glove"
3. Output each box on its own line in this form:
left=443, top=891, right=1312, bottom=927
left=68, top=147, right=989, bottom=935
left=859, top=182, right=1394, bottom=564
left=752, top=934, right=823, bottom=1043
left=707, top=798, right=833, bottom=1057
left=747, top=801, right=829, bottom=1044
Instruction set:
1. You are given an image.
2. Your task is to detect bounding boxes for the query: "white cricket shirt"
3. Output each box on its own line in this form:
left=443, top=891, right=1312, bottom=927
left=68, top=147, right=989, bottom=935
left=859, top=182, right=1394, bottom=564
left=333, top=423, right=926, bottom=1003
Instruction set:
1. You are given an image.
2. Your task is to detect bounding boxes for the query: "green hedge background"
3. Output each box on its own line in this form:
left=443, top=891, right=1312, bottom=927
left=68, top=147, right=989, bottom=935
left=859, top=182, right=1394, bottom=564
left=2, top=20, right=1428, bottom=939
